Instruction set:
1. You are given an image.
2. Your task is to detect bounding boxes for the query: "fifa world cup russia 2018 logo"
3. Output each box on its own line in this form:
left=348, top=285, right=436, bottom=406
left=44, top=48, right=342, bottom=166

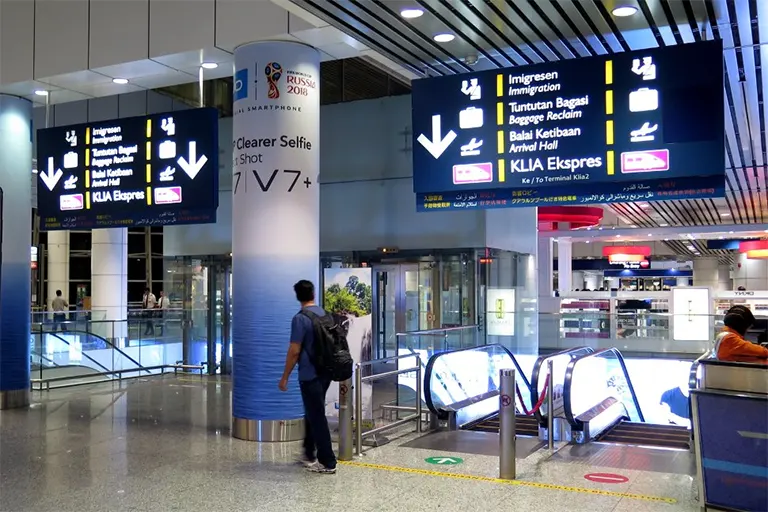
left=264, top=62, right=282, bottom=99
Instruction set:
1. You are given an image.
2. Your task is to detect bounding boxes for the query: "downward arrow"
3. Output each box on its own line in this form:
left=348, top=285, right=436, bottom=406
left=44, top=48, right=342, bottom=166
left=40, top=157, right=63, bottom=191
left=417, top=115, right=457, bottom=159
left=177, top=141, right=208, bottom=179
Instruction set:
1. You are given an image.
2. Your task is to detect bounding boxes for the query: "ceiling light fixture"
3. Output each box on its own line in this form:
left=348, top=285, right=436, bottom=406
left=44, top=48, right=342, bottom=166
left=721, top=212, right=731, bottom=217
left=34, top=90, right=49, bottom=96
left=112, top=78, right=129, bottom=84
left=201, top=62, right=218, bottom=69
left=400, top=8, right=424, bottom=19
left=433, top=33, right=455, bottom=43
left=659, top=223, right=668, bottom=227
left=612, top=5, right=638, bottom=17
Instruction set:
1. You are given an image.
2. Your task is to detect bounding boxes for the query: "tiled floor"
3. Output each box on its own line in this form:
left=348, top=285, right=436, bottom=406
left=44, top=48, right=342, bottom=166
left=0, top=376, right=699, bottom=511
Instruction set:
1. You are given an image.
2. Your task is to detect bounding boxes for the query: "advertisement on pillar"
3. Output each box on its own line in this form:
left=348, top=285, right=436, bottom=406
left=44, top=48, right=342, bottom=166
left=322, top=268, right=373, bottom=422
left=231, top=42, right=321, bottom=422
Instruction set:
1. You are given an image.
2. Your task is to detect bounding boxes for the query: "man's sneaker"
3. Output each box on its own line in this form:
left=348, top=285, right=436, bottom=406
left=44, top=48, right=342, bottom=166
left=306, top=461, right=336, bottom=474
left=295, top=456, right=316, bottom=467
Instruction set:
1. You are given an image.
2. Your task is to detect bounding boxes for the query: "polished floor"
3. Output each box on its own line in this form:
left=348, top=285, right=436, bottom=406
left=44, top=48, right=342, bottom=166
left=0, top=376, right=699, bottom=511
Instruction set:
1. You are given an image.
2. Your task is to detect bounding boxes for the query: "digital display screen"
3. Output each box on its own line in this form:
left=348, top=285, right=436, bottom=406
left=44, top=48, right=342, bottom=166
left=412, top=40, right=724, bottom=210
left=36, top=107, right=219, bottom=230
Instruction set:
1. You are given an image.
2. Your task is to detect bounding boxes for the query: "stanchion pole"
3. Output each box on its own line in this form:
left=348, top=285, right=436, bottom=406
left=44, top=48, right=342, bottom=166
left=547, top=359, right=555, bottom=450
left=416, top=356, right=423, bottom=433
left=338, top=378, right=353, bottom=461
left=499, top=368, right=516, bottom=480
left=355, top=363, right=363, bottom=456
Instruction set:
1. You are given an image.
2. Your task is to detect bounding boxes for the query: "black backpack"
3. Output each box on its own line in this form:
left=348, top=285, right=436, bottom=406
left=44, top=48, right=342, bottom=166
left=301, top=309, right=354, bottom=382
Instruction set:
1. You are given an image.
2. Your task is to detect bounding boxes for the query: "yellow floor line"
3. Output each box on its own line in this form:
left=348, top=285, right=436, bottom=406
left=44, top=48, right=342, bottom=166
left=338, top=461, right=677, bottom=504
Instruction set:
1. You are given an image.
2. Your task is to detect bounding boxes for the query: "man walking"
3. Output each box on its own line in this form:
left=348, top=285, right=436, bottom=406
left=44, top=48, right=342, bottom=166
left=142, top=287, right=157, bottom=336
left=278, top=280, right=337, bottom=474
left=51, top=290, right=69, bottom=332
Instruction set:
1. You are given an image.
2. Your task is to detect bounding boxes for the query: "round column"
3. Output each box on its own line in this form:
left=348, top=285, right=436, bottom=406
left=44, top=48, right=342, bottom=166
left=0, top=94, right=32, bottom=409
left=231, top=41, right=320, bottom=441
left=91, top=228, right=128, bottom=340
left=47, top=230, right=70, bottom=310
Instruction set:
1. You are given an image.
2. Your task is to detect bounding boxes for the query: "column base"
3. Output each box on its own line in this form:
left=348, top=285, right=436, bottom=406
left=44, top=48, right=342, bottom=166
left=0, top=388, right=30, bottom=410
left=232, top=417, right=304, bottom=442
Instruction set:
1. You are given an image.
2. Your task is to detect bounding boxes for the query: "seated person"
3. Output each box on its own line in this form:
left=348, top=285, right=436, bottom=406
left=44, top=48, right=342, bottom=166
left=715, top=306, right=768, bottom=361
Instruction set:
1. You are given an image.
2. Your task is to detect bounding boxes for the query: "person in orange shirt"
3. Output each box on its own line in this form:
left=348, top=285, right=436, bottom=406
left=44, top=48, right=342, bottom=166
left=715, top=306, right=768, bottom=361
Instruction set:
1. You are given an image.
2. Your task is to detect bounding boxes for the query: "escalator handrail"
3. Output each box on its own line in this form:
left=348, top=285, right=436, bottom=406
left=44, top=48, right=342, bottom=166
left=423, top=343, right=531, bottom=420
left=562, top=347, right=645, bottom=430
left=530, top=346, right=595, bottom=425
left=30, top=349, right=60, bottom=368
left=42, top=332, right=112, bottom=374
left=688, top=350, right=712, bottom=390
left=39, top=330, right=150, bottom=375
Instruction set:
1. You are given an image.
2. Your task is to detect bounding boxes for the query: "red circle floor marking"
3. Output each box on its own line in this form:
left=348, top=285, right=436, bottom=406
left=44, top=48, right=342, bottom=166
left=584, top=473, right=629, bottom=484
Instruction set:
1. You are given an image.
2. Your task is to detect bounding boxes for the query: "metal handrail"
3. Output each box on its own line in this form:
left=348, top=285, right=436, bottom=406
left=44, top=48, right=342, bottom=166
left=356, top=353, right=419, bottom=368
left=30, top=363, right=206, bottom=391
left=395, top=324, right=478, bottom=337
left=37, top=328, right=151, bottom=375
left=354, top=357, right=422, bottom=456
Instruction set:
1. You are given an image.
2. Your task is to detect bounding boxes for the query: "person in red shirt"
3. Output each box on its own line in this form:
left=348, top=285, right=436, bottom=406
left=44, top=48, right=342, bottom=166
left=715, top=306, right=768, bottom=361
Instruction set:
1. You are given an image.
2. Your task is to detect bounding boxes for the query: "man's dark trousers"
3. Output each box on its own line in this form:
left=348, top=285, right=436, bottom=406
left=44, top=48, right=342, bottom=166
left=299, top=376, right=337, bottom=469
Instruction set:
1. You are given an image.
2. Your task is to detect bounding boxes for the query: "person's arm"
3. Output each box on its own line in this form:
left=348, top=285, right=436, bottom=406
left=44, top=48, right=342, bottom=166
left=279, top=316, right=304, bottom=391
left=721, top=333, right=768, bottom=359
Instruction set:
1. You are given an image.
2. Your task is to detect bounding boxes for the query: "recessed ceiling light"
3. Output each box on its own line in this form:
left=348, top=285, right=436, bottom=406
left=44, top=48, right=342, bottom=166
left=616, top=234, right=621, bottom=238
left=718, top=236, right=724, bottom=240
left=433, top=33, right=455, bottom=43
left=201, top=62, right=218, bottom=69
left=729, top=231, right=734, bottom=234
left=400, top=8, right=424, bottom=18
left=34, top=90, right=49, bottom=96
left=112, top=78, right=129, bottom=84
left=647, top=233, right=653, bottom=236
left=721, top=212, right=731, bottom=217
left=612, top=5, right=638, bottom=17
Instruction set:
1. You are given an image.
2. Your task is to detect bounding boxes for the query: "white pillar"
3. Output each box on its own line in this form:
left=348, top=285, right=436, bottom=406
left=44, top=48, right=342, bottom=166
left=557, top=239, right=573, bottom=294
left=232, top=41, right=320, bottom=440
left=47, top=230, right=69, bottom=309
left=91, top=228, right=128, bottom=339
left=0, top=94, right=32, bottom=407
left=538, top=237, right=554, bottom=297
left=572, top=271, right=585, bottom=290
left=693, top=257, right=720, bottom=290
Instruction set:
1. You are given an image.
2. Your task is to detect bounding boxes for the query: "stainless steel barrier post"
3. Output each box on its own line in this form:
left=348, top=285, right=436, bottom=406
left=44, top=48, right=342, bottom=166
left=416, top=356, right=423, bottom=433
left=338, top=378, right=353, bottom=461
left=547, top=359, right=554, bottom=450
left=354, top=363, right=363, bottom=456
left=499, top=368, right=516, bottom=480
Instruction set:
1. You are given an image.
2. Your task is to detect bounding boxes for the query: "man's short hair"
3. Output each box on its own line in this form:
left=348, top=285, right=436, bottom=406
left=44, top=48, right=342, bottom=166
left=55, top=290, right=62, bottom=296
left=294, top=280, right=315, bottom=303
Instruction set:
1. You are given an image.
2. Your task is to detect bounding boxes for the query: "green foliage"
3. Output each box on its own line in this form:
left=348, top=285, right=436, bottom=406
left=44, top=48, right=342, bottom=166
left=324, top=278, right=372, bottom=316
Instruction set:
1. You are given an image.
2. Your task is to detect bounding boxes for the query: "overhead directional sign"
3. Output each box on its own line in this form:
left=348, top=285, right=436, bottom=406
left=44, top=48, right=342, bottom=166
left=36, top=107, right=219, bottom=230
left=412, top=40, right=725, bottom=211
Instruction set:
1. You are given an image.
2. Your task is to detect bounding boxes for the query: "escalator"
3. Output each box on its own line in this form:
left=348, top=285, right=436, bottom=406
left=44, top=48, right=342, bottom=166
left=424, top=344, right=538, bottom=437
left=425, top=346, right=596, bottom=438
left=563, top=347, right=697, bottom=450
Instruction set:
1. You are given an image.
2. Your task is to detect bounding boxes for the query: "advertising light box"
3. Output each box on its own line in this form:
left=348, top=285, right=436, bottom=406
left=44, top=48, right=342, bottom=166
left=412, top=40, right=725, bottom=211
left=37, top=108, right=219, bottom=230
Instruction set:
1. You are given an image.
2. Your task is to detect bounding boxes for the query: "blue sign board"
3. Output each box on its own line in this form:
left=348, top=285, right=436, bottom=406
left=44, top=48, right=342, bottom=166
left=412, top=41, right=724, bottom=209
left=37, top=107, right=219, bottom=230
left=693, top=391, right=768, bottom=512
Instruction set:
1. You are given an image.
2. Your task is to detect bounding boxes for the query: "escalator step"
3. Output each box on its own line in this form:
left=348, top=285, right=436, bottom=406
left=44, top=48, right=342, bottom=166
left=600, top=434, right=689, bottom=449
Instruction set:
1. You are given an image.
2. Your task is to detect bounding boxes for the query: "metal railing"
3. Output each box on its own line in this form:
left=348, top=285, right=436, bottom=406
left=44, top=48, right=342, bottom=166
left=30, top=363, right=206, bottom=391
left=346, top=354, right=423, bottom=457
left=395, top=324, right=480, bottom=353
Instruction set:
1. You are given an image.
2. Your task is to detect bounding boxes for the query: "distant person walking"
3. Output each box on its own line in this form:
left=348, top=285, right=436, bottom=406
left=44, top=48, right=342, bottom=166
left=156, top=290, right=169, bottom=336
left=279, top=280, right=338, bottom=474
left=51, top=290, right=69, bottom=332
left=142, top=287, right=157, bottom=336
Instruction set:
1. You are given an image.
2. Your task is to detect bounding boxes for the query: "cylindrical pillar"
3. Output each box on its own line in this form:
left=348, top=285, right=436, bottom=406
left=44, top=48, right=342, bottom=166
left=91, top=228, right=128, bottom=340
left=338, top=378, right=353, bottom=461
left=499, top=368, right=516, bottom=479
left=231, top=41, right=320, bottom=441
left=556, top=239, right=572, bottom=294
left=47, top=230, right=70, bottom=312
left=0, top=94, right=33, bottom=409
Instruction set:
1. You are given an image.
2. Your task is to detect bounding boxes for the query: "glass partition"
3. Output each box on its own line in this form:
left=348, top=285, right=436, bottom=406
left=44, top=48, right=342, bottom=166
left=424, top=344, right=532, bottom=428
left=563, top=348, right=644, bottom=428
